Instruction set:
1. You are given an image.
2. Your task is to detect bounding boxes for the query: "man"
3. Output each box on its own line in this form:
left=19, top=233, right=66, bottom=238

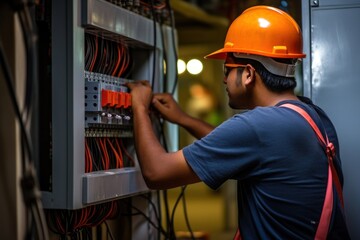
left=127, top=6, right=350, bottom=239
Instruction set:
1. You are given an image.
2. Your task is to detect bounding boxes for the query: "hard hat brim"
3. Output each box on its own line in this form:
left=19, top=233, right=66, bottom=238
left=204, top=48, right=228, bottom=59
left=205, top=48, right=306, bottom=60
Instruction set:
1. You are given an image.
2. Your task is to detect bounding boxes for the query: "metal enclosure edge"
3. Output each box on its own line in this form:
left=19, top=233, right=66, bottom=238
left=302, top=0, right=360, bottom=238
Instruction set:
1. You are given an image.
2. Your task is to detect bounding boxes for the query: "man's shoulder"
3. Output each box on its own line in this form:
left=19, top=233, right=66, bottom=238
left=234, top=106, right=295, bottom=122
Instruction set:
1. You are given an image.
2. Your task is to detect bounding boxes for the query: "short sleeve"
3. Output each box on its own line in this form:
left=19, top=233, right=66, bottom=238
left=183, top=114, right=262, bottom=189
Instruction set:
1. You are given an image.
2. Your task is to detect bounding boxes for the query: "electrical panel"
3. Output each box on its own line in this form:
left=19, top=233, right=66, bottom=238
left=37, top=0, right=178, bottom=211
left=301, top=1, right=360, bottom=239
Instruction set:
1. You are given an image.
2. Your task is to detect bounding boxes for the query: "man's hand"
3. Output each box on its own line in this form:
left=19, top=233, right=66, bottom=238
left=124, top=82, right=201, bottom=189
left=126, top=80, right=152, bottom=111
left=152, top=93, right=188, bottom=124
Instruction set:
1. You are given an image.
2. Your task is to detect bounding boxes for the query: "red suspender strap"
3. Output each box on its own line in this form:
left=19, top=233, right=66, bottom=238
left=234, top=229, right=241, bottom=240
left=280, top=103, right=344, bottom=239
left=280, top=104, right=344, bottom=206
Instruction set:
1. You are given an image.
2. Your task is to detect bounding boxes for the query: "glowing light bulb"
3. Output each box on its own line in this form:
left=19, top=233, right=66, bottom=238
left=177, top=59, right=186, bottom=74
left=187, top=59, right=203, bottom=75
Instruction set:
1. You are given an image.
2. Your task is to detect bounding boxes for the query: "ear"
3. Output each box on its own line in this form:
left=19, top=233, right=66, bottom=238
left=244, top=64, right=256, bottom=85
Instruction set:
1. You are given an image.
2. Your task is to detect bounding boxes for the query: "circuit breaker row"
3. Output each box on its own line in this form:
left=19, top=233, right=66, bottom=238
left=85, top=71, right=134, bottom=137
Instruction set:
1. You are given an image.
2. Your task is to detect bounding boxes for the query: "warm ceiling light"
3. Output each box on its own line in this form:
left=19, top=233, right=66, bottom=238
left=177, top=59, right=186, bottom=74
left=187, top=59, right=203, bottom=75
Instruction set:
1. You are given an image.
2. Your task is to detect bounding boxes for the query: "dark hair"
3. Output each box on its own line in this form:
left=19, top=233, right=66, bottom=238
left=234, top=58, right=297, bottom=92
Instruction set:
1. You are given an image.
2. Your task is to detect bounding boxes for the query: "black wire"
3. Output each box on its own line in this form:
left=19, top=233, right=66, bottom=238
left=157, top=22, right=195, bottom=237
left=94, top=36, right=103, bottom=73
left=159, top=17, right=167, bottom=93
left=151, top=116, right=172, bottom=239
left=0, top=37, right=32, bottom=174
left=139, top=193, right=170, bottom=239
left=130, top=204, right=168, bottom=237
left=104, top=221, right=115, bottom=240
left=94, top=138, right=105, bottom=170
left=86, top=33, right=92, bottom=71
left=169, top=186, right=186, bottom=239
left=165, top=0, right=178, bottom=96
left=162, top=190, right=173, bottom=239
left=84, top=227, right=92, bottom=239
left=150, top=0, right=157, bottom=89
left=182, top=188, right=195, bottom=240
left=148, top=192, right=162, bottom=240
left=85, top=33, right=91, bottom=70
left=20, top=4, right=49, bottom=239
left=155, top=108, right=195, bottom=240
left=100, top=37, right=107, bottom=74
left=156, top=190, right=162, bottom=240
left=18, top=5, right=36, bottom=124
left=140, top=193, right=161, bottom=223
left=104, top=40, right=110, bottom=75
left=88, top=138, right=100, bottom=171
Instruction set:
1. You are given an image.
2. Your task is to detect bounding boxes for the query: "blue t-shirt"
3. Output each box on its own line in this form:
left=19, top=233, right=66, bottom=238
left=183, top=98, right=350, bottom=239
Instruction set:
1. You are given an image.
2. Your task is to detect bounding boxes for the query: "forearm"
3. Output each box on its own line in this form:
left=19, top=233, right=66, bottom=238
left=151, top=93, right=215, bottom=139
left=178, top=114, right=215, bottom=139
left=132, top=107, right=167, bottom=182
left=133, top=107, right=199, bottom=189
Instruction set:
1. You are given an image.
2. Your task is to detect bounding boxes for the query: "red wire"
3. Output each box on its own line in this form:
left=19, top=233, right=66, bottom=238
left=99, top=138, right=110, bottom=170
left=84, top=205, right=97, bottom=228
left=120, top=139, right=135, bottom=166
left=115, top=138, right=124, bottom=168
left=107, top=138, right=120, bottom=168
left=55, top=214, right=65, bottom=234
left=78, top=208, right=89, bottom=229
left=85, top=139, right=92, bottom=172
left=109, top=201, right=118, bottom=219
left=102, top=202, right=115, bottom=223
left=117, top=45, right=124, bottom=77
left=87, top=140, right=93, bottom=172
left=118, top=45, right=130, bottom=77
left=96, top=138, right=106, bottom=170
left=89, top=35, right=98, bottom=72
left=112, top=43, right=121, bottom=76
left=140, top=1, right=166, bottom=9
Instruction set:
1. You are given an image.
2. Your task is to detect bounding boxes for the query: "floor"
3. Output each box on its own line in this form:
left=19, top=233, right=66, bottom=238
left=163, top=181, right=238, bottom=240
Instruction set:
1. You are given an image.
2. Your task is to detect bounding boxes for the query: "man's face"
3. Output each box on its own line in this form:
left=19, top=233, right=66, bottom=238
left=223, top=56, right=249, bottom=109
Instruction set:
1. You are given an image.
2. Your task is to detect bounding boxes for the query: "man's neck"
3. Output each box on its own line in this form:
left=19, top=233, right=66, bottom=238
left=255, top=90, right=299, bottom=107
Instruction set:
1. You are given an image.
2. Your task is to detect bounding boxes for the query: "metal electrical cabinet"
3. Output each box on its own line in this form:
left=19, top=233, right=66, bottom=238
left=38, top=0, right=177, bottom=210
left=302, top=0, right=360, bottom=238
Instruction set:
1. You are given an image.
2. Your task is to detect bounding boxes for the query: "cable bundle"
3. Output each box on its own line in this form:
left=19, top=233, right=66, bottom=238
left=46, top=201, right=119, bottom=238
left=85, top=33, right=131, bottom=78
left=85, top=137, right=135, bottom=173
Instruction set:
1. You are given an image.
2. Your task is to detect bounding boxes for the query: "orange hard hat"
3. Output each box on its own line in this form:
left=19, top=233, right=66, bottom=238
left=205, top=5, right=306, bottom=59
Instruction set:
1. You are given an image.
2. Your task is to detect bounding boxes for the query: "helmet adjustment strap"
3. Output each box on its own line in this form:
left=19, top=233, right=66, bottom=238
left=233, top=53, right=298, bottom=77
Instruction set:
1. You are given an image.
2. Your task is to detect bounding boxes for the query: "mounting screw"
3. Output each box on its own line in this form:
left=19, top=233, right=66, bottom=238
left=311, top=0, right=319, bottom=7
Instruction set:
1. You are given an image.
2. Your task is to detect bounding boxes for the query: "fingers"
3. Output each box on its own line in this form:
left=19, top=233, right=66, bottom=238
left=152, top=93, right=172, bottom=103
left=152, top=97, right=167, bottom=112
left=126, top=80, right=150, bottom=90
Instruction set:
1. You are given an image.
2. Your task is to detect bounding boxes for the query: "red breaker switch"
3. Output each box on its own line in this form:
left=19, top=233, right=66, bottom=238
left=101, top=89, right=112, bottom=107
left=124, top=93, right=132, bottom=108
left=115, top=92, right=126, bottom=108
left=114, top=92, right=121, bottom=109
left=109, top=90, right=117, bottom=107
